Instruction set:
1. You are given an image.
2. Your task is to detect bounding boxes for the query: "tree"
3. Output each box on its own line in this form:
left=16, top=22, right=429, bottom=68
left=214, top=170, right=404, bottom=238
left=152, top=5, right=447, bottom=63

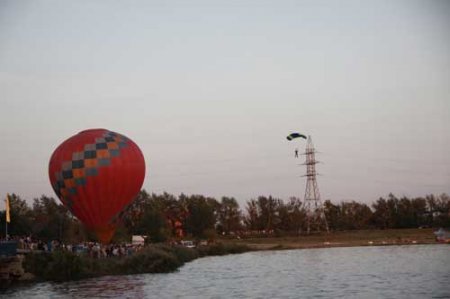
left=217, top=197, right=242, bottom=234
left=425, top=194, right=438, bottom=226
left=121, top=189, right=152, bottom=233
left=386, top=193, right=400, bottom=228
left=244, top=199, right=259, bottom=231
left=163, top=193, right=188, bottom=239
left=286, top=197, right=306, bottom=234
left=256, top=196, right=281, bottom=231
left=275, top=200, right=290, bottom=232
left=183, top=195, right=218, bottom=238
left=0, top=194, right=33, bottom=237
left=396, top=197, right=414, bottom=228
left=31, top=195, right=71, bottom=241
left=343, top=201, right=372, bottom=229
left=372, top=197, right=389, bottom=229
left=132, top=192, right=172, bottom=242
left=434, top=193, right=450, bottom=227
left=411, top=197, right=427, bottom=227
left=324, top=200, right=340, bottom=230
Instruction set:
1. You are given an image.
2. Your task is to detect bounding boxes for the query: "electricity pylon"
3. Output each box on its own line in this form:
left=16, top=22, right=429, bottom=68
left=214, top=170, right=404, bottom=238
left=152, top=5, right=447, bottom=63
left=303, top=136, right=329, bottom=234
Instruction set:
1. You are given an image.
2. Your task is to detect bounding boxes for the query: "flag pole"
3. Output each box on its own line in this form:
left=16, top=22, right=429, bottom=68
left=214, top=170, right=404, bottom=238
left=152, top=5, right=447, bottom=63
left=5, top=194, right=9, bottom=240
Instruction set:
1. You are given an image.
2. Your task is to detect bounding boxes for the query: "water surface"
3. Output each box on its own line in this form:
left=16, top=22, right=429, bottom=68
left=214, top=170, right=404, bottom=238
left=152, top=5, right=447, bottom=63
left=4, top=245, right=450, bottom=298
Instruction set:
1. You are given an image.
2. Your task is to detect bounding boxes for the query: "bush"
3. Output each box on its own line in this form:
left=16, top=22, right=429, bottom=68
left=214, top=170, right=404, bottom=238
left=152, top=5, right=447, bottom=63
left=197, top=242, right=251, bottom=256
left=24, top=251, right=86, bottom=282
left=23, top=252, right=50, bottom=278
left=46, top=250, right=86, bottom=281
left=23, top=242, right=252, bottom=282
left=120, top=246, right=181, bottom=274
left=171, top=245, right=199, bottom=263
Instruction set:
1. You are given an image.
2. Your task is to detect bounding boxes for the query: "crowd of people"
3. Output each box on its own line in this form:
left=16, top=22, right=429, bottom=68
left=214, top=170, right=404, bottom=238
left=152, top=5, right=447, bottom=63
left=2, top=235, right=145, bottom=258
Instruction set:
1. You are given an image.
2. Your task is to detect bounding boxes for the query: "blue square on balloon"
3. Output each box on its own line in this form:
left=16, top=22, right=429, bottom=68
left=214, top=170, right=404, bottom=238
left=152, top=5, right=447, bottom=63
left=96, top=143, right=107, bottom=150
left=62, top=170, right=73, bottom=179
left=84, top=150, right=97, bottom=159
left=98, top=158, right=110, bottom=166
left=109, top=149, right=120, bottom=157
left=85, top=168, right=98, bottom=176
left=72, top=160, right=84, bottom=169
left=75, top=177, right=86, bottom=186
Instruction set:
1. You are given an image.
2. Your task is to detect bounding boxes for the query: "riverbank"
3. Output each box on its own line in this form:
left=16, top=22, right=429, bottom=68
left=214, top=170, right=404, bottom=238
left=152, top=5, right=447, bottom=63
left=0, top=242, right=252, bottom=288
left=1, top=228, right=440, bottom=289
left=230, top=228, right=437, bottom=250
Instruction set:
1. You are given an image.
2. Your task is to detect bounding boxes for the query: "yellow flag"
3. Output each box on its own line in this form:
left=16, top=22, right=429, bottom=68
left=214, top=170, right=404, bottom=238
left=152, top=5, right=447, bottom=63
left=5, top=193, right=10, bottom=223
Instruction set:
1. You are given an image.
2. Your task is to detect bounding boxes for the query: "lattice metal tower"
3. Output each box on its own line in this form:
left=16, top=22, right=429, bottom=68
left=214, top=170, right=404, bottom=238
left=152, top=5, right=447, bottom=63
left=303, top=136, right=329, bottom=234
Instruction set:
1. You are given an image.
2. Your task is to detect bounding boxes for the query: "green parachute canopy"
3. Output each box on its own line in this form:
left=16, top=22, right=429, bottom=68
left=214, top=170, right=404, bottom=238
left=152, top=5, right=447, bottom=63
left=286, top=133, right=307, bottom=141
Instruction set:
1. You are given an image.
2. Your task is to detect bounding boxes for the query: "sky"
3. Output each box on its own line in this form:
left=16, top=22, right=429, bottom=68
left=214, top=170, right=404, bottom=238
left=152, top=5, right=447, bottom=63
left=0, top=0, right=449, bottom=207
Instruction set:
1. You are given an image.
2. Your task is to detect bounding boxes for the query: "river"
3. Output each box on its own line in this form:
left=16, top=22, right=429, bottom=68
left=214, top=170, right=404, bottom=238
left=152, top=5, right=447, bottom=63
left=3, top=244, right=449, bottom=298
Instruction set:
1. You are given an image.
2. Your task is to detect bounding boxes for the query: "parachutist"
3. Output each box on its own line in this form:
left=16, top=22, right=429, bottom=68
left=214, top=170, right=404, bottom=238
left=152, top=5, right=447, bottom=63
left=287, top=133, right=306, bottom=158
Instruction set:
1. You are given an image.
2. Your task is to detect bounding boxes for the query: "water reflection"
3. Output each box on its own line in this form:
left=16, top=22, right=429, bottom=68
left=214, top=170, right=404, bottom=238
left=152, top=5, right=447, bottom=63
left=51, top=275, right=146, bottom=298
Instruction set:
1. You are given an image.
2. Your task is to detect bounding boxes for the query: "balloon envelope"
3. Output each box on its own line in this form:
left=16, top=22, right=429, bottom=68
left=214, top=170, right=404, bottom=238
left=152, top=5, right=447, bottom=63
left=49, top=129, right=145, bottom=243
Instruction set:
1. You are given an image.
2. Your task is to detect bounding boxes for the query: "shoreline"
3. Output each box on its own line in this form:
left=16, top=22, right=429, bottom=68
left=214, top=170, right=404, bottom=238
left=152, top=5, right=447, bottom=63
left=242, top=239, right=437, bottom=251
left=230, top=228, right=438, bottom=251
left=1, top=228, right=442, bottom=289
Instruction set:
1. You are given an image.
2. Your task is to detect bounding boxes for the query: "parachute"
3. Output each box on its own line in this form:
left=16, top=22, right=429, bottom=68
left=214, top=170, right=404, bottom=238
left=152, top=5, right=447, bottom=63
left=286, top=133, right=307, bottom=141
left=49, top=129, right=146, bottom=243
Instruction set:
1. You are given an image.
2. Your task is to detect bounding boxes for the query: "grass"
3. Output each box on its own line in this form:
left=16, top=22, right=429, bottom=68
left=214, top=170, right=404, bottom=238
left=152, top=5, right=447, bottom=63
left=226, top=228, right=436, bottom=250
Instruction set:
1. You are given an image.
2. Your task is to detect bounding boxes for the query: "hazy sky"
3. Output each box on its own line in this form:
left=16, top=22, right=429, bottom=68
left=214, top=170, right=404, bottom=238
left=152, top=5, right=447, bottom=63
left=1, top=0, right=449, bottom=207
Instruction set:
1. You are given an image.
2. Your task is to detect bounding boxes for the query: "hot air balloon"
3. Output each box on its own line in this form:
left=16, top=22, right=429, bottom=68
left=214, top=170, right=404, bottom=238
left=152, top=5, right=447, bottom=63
left=49, top=129, right=145, bottom=243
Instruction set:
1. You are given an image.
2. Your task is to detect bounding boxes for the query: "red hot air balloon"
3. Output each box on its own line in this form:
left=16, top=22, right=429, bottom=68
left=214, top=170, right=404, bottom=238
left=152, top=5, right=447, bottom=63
left=49, top=129, right=145, bottom=243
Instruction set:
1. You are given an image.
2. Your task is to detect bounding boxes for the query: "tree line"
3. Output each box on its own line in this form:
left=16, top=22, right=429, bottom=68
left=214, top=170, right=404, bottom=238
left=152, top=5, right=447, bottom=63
left=1, top=191, right=449, bottom=243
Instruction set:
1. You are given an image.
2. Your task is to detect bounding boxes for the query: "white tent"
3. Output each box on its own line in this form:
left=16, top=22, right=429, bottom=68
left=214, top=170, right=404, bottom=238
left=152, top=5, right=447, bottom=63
left=132, top=235, right=146, bottom=245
